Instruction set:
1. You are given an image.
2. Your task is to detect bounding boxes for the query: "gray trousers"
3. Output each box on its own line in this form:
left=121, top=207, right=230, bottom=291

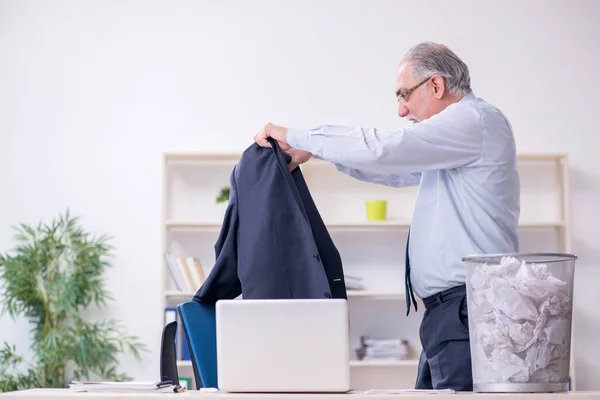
left=415, top=285, right=473, bottom=391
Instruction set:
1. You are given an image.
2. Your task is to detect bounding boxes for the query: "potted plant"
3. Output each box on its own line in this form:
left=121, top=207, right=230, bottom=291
left=215, top=186, right=230, bottom=204
left=0, top=210, right=147, bottom=392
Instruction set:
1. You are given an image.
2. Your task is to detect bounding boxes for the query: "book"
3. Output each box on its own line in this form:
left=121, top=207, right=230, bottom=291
left=179, top=376, right=192, bottom=390
left=175, top=257, right=196, bottom=291
left=164, top=252, right=189, bottom=291
left=186, top=257, right=205, bottom=288
left=165, top=252, right=207, bottom=293
left=164, top=307, right=190, bottom=361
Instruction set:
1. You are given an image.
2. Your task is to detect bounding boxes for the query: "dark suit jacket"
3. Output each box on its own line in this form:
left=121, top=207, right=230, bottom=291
left=193, top=140, right=347, bottom=303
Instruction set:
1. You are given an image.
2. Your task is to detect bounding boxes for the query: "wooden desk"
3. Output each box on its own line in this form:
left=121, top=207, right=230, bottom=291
left=1, top=389, right=600, bottom=400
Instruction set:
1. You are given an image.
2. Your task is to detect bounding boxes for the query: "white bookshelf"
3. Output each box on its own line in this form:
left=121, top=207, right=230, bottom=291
left=161, top=152, right=573, bottom=390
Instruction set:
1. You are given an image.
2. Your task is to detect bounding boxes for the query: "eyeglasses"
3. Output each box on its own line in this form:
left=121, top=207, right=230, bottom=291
left=396, top=76, right=432, bottom=105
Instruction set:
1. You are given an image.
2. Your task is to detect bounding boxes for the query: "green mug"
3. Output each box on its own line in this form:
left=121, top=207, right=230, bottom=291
left=366, top=200, right=387, bottom=221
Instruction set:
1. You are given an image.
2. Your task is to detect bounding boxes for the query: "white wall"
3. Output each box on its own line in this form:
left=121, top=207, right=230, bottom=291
left=1, top=0, right=599, bottom=389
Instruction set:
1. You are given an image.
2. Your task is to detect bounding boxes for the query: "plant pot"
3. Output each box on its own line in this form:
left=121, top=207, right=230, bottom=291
left=365, top=200, right=387, bottom=221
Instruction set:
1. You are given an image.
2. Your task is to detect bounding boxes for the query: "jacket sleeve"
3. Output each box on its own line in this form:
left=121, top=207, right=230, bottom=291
left=192, top=170, right=241, bottom=304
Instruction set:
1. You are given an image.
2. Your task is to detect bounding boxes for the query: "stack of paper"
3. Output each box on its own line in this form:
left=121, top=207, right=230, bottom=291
left=69, top=380, right=181, bottom=393
left=356, top=336, right=410, bottom=361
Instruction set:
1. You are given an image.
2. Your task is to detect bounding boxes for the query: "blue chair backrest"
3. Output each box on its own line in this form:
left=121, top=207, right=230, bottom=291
left=177, top=301, right=218, bottom=389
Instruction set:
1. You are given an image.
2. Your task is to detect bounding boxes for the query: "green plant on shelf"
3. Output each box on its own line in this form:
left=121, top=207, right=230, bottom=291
left=0, top=210, right=147, bottom=392
left=216, top=186, right=230, bottom=204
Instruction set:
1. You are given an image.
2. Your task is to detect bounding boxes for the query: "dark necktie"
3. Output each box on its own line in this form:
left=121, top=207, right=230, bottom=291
left=405, top=230, right=418, bottom=316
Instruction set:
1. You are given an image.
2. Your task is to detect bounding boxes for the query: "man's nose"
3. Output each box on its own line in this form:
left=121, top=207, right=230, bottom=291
left=398, top=103, right=409, bottom=118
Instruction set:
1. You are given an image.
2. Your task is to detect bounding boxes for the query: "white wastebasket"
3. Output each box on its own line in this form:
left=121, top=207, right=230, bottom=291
left=461, top=253, right=576, bottom=393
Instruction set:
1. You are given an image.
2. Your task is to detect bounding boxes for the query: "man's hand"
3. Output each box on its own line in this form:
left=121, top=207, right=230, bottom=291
left=285, top=147, right=313, bottom=171
left=254, top=122, right=288, bottom=149
left=254, top=122, right=312, bottom=171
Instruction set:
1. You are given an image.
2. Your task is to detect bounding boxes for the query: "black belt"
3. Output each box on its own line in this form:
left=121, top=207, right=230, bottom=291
left=422, top=285, right=466, bottom=311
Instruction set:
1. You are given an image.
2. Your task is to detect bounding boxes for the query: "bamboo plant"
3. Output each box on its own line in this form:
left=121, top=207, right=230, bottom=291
left=0, top=210, right=147, bottom=392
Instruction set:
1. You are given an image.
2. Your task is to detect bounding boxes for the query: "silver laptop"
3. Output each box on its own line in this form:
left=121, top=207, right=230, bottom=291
left=215, top=298, right=351, bottom=393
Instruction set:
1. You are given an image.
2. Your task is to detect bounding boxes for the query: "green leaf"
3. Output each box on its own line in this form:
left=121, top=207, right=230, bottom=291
left=215, top=185, right=230, bottom=204
left=0, top=210, right=148, bottom=391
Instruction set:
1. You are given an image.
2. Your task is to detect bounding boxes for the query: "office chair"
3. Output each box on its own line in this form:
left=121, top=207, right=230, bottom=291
left=177, top=301, right=218, bottom=389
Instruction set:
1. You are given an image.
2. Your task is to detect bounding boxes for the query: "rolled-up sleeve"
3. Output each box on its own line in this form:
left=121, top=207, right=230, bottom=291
left=287, top=102, right=484, bottom=176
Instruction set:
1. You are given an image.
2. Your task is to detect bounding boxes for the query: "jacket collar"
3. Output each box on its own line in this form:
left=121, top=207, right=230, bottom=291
left=269, top=138, right=310, bottom=224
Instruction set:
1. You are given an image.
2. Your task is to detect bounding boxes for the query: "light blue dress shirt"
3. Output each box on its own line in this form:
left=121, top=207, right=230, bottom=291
left=287, top=92, right=520, bottom=298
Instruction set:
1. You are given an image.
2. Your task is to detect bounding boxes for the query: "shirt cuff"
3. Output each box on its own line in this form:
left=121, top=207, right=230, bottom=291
left=286, top=128, right=311, bottom=152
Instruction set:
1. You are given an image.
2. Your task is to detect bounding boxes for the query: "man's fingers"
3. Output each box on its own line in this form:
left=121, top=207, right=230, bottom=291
left=254, top=131, right=272, bottom=148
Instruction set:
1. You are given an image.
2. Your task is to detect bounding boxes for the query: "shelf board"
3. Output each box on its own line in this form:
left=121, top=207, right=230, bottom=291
left=518, top=221, right=565, bottom=228
left=176, top=359, right=418, bottom=368
left=165, top=220, right=409, bottom=230
left=326, top=221, right=409, bottom=229
left=350, top=359, right=419, bottom=367
left=164, top=290, right=197, bottom=298
left=516, top=153, right=567, bottom=162
left=165, top=221, right=222, bottom=230
left=166, top=291, right=405, bottom=299
left=164, top=153, right=240, bottom=163
left=163, top=152, right=567, bottom=163
left=347, top=291, right=405, bottom=299
left=165, top=220, right=565, bottom=230
left=305, top=153, right=567, bottom=166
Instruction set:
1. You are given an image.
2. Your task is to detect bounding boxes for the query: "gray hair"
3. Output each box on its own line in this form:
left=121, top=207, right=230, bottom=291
left=400, top=42, right=472, bottom=96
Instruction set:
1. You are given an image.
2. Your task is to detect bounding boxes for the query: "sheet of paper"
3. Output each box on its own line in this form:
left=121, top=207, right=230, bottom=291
left=68, top=380, right=179, bottom=393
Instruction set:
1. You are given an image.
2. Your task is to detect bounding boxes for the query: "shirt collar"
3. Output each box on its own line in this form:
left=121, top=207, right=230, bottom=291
left=460, top=91, right=476, bottom=102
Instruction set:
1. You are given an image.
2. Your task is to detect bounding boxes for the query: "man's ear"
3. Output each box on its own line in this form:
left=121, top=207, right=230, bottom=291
left=431, top=75, right=446, bottom=99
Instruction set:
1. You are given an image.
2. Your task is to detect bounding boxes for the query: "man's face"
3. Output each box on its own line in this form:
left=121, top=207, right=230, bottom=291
left=395, top=62, right=439, bottom=123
